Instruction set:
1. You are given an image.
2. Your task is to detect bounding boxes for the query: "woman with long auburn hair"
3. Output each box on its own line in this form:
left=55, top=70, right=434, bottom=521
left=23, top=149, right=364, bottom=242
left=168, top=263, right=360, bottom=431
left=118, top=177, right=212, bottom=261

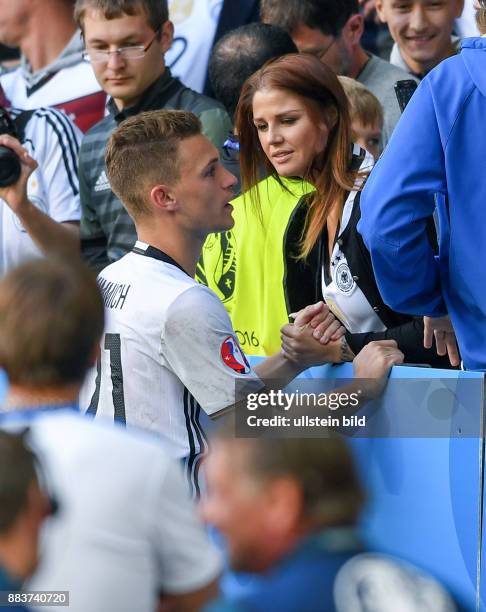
left=237, top=53, right=356, bottom=261
left=235, top=53, right=452, bottom=367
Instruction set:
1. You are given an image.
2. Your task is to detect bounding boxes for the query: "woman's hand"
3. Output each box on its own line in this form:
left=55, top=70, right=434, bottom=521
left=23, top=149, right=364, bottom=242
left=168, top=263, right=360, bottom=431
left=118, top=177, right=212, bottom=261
left=290, top=301, right=346, bottom=344
left=281, top=321, right=342, bottom=367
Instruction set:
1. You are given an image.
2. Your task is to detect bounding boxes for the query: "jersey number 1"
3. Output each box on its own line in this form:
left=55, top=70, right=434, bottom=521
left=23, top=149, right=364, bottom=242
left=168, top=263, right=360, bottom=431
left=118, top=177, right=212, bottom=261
left=87, top=333, right=126, bottom=424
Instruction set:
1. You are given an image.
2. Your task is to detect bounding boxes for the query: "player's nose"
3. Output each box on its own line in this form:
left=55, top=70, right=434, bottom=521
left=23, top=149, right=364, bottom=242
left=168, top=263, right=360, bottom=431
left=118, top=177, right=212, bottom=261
left=222, top=166, right=237, bottom=191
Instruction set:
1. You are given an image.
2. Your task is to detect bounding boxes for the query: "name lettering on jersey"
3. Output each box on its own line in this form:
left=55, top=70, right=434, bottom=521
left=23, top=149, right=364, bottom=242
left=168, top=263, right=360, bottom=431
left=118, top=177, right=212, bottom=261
left=98, top=277, right=131, bottom=310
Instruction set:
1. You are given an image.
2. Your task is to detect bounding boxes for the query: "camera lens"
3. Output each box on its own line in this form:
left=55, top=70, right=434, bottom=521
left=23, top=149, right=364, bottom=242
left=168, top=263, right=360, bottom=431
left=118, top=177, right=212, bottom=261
left=0, top=145, right=21, bottom=187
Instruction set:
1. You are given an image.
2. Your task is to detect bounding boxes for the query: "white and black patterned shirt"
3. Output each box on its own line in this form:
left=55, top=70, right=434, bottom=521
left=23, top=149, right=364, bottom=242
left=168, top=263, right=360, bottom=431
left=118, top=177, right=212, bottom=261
left=321, top=149, right=385, bottom=334
left=0, top=32, right=105, bottom=132
left=81, top=241, right=262, bottom=496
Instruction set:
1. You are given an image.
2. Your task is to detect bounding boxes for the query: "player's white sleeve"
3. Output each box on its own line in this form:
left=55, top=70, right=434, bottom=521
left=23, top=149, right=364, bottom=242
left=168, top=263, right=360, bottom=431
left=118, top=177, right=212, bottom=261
left=26, top=108, right=81, bottom=223
left=148, top=455, right=222, bottom=593
left=162, top=285, right=263, bottom=415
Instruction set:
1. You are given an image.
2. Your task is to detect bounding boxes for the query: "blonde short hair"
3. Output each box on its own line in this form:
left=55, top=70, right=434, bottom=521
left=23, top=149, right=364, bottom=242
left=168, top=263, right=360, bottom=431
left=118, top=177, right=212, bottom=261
left=105, top=110, right=201, bottom=221
left=338, top=76, right=383, bottom=129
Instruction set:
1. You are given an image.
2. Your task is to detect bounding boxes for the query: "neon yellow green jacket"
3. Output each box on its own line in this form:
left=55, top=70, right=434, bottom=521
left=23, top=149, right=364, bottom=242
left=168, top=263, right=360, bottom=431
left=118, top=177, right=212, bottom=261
left=197, top=175, right=313, bottom=356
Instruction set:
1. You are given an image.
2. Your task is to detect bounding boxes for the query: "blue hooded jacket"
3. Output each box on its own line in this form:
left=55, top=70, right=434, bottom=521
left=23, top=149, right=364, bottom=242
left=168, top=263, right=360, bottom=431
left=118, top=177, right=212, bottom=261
left=358, top=38, right=486, bottom=371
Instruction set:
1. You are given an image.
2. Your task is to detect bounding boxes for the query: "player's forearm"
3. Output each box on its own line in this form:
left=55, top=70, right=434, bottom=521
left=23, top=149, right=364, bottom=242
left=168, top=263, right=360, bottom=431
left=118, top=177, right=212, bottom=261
left=254, top=351, right=305, bottom=388
left=15, top=198, right=80, bottom=256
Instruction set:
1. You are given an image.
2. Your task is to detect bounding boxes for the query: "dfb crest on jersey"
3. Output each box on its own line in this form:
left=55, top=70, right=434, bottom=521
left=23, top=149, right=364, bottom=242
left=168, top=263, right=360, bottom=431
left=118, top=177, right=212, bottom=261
left=334, top=261, right=354, bottom=294
left=220, top=335, right=251, bottom=374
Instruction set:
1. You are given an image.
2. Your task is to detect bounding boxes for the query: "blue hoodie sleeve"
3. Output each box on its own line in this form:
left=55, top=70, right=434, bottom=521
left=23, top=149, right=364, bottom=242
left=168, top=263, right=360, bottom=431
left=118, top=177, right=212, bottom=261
left=357, top=77, right=448, bottom=318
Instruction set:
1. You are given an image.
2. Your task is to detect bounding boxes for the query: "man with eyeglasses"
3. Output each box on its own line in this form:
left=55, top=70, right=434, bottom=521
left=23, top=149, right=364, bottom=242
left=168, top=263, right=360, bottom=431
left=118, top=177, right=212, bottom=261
left=261, top=0, right=417, bottom=146
left=74, top=0, right=232, bottom=272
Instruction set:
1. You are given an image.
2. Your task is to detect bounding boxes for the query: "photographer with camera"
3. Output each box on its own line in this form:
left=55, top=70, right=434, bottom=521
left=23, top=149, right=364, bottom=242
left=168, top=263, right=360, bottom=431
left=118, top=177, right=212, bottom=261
left=0, top=96, right=81, bottom=276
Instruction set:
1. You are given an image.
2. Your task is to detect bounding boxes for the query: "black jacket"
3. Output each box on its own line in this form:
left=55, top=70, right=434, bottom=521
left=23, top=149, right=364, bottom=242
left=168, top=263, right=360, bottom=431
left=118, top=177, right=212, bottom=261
left=284, top=190, right=453, bottom=368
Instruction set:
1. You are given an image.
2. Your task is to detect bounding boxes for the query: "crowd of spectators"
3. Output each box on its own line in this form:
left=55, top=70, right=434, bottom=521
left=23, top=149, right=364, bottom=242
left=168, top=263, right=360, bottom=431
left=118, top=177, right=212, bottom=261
left=0, top=0, right=484, bottom=610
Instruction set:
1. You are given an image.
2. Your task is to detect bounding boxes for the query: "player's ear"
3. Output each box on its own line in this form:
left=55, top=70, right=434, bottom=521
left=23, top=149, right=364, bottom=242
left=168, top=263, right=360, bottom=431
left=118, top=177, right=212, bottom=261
left=150, top=184, right=178, bottom=212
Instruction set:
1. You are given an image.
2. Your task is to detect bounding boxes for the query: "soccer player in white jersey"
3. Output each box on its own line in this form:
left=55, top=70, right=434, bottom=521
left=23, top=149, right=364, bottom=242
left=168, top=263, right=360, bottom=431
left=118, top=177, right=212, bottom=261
left=82, top=109, right=404, bottom=496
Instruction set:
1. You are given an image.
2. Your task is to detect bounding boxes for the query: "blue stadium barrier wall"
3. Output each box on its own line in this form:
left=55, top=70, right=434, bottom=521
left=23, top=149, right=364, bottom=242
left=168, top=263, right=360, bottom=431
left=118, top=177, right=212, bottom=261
left=1, top=363, right=484, bottom=609
left=0, top=371, right=7, bottom=402
left=241, top=359, right=485, bottom=611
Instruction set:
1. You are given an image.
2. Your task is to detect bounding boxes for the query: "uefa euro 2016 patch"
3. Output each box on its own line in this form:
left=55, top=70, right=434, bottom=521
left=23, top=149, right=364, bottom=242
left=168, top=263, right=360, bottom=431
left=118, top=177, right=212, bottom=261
left=220, top=335, right=251, bottom=374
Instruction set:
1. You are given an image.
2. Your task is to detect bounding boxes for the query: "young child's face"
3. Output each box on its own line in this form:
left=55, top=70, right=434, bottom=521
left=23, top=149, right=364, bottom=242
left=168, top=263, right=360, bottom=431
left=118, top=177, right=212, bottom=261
left=352, top=120, right=383, bottom=161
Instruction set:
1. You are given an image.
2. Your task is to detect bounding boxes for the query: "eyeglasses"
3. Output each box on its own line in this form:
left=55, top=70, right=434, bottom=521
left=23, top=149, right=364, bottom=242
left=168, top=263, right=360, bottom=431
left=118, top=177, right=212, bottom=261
left=82, top=27, right=161, bottom=64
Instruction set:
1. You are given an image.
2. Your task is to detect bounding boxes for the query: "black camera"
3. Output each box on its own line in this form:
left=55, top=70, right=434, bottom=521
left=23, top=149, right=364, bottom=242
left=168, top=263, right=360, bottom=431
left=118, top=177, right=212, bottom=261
left=0, top=106, right=21, bottom=187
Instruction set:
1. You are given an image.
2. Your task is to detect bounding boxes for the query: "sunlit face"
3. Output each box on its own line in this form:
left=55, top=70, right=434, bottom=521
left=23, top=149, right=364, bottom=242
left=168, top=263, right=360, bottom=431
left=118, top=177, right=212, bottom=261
left=290, top=23, right=354, bottom=76
left=83, top=9, right=172, bottom=109
left=352, top=119, right=383, bottom=161
left=169, top=135, right=237, bottom=237
left=201, top=442, right=275, bottom=572
left=376, top=0, right=464, bottom=75
left=0, top=0, right=30, bottom=47
left=252, top=88, right=331, bottom=179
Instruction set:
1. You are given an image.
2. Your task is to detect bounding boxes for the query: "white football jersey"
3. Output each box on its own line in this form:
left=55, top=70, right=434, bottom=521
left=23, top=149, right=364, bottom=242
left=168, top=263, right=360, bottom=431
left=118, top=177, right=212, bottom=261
left=1, top=60, right=105, bottom=132
left=81, top=241, right=262, bottom=495
left=0, top=108, right=81, bottom=276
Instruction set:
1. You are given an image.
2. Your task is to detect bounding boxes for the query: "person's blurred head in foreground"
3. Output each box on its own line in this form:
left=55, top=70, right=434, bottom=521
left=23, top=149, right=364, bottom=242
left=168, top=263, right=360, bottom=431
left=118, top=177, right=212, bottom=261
left=0, top=430, right=50, bottom=581
left=338, top=76, right=384, bottom=161
left=0, top=258, right=104, bottom=404
left=202, top=434, right=364, bottom=573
